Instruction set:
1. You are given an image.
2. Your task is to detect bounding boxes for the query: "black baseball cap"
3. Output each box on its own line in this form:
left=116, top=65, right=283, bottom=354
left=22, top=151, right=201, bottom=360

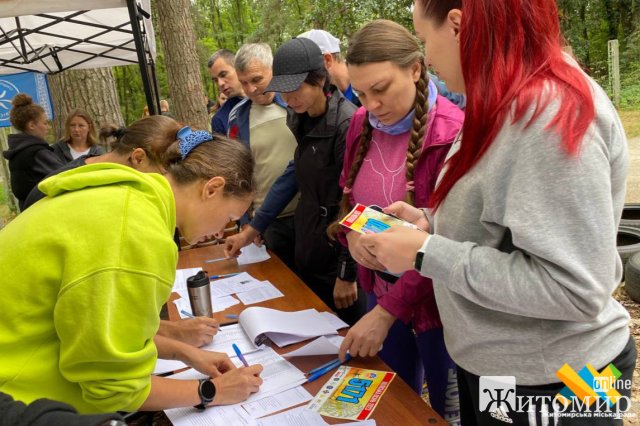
left=265, top=37, right=324, bottom=93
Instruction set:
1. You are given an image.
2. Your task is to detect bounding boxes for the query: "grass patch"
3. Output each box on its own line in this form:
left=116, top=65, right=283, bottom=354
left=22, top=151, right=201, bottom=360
left=619, top=110, right=640, bottom=139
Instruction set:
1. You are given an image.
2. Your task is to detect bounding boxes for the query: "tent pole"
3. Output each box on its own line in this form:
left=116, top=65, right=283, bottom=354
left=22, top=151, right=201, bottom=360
left=148, top=58, right=161, bottom=115
left=126, top=0, right=159, bottom=115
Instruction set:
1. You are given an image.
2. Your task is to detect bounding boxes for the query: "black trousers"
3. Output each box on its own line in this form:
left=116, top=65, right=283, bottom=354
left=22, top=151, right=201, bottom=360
left=263, top=215, right=297, bottom=277
left=301, top=270, right=367, bottom=327
left=457, top=336, right=636, bottom=425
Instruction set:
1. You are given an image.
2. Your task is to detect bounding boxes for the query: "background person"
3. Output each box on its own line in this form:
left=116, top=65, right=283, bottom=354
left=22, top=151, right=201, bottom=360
left=358, top=1, right=636, bottom=424
left=52, top=109, right=105, bottom=163
left=0, top=391, right=125, bottom=426
left=160, top=99, right=174, bottom=118
left=208, top=49, right=245, bottom=135
left=2, top=94, right=63, bottom=210
left=328, top=20, right=463, bottom=421
left=225, top=43, right=299, bottom=274
left=298, top=29, right=360, bottom=107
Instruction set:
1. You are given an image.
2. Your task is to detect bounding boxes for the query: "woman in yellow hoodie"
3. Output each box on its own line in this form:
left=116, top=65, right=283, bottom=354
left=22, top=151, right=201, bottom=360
left=0, top=122, right=262, bottom=413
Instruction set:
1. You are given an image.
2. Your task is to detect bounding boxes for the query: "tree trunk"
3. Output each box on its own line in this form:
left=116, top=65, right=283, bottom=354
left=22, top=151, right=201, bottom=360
left=580, top=3, right=591, bottom=68
left=156, top=0, right=209, bottom=130
left=48, top=67, right=124, bottom=149
left=619, top=0, right=633, bottom=42
left=603, top=0, right=620, bottom=40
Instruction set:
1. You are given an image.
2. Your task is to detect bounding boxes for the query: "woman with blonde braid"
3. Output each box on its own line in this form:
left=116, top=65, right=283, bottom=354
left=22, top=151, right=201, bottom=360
left=328, top=20, right=463, bottom=421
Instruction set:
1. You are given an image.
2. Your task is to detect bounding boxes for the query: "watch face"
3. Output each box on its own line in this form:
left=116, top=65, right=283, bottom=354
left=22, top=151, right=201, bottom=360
left=201, top=379, right=216, bottom=399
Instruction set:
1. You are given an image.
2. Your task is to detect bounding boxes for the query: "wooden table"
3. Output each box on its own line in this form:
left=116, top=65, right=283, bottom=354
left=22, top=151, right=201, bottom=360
left=166, top=245, right=447, bottom=425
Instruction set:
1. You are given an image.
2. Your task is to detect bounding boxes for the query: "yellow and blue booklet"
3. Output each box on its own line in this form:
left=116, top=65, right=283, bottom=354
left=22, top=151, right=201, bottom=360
left=307, top=366, right=396, bottom=420
left=340, top=203, right=419, bottom=234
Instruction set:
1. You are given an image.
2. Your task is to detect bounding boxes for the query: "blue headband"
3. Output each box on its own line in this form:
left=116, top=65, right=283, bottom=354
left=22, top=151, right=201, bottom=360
left=177, top=126, right=212, bottom=159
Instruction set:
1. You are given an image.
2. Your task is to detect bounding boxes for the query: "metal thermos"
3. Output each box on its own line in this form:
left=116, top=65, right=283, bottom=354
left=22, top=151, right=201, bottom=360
left=187, top=270, right=212, bottom=316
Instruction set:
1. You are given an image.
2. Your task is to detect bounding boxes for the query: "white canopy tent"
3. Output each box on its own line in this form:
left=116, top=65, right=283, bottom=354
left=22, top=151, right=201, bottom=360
left=0, top=0, right=160, bottom=113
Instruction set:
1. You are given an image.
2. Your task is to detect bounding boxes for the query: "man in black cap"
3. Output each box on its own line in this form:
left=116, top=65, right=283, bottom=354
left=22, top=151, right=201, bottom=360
left=226, top=37, right=366, bottom=326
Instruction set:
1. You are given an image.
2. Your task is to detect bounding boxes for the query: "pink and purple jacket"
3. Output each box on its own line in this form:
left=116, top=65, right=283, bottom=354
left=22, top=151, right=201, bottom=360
left=338, top=97, right=463, bottom=333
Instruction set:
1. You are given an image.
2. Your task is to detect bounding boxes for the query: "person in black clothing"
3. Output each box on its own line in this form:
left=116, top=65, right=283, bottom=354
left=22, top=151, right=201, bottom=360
left=2, top=94, right=62, bottom=210
left=0, top=391, right=125, bottom=426
left=227, top=37, right=366, bottom=325
left=23, top=116, right=180, bottom=210
left=51, top=109, right=105, bottom=164
left=207, top=49, right=245, bottom=135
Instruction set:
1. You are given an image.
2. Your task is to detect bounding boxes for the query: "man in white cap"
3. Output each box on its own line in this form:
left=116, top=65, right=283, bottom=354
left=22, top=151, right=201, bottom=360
left=298, top=29, right=360, bottom=107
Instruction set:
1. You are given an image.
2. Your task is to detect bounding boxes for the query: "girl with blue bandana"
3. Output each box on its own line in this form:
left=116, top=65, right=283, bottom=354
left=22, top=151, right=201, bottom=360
left=0, top=122, right=263, bottom=413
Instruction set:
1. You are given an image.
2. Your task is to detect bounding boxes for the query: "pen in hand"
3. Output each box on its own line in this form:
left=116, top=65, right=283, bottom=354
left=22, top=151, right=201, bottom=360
left=180, top=310, right=220, bottom=329
left=232, top=343, right=249, bottom=367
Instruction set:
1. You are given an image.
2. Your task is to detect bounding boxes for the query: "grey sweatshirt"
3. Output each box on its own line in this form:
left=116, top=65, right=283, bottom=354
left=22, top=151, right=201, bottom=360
left=421, top=74, right=630, bottom=385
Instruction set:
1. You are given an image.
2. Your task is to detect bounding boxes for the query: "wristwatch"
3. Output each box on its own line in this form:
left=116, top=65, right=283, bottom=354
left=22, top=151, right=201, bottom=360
left=414, top=249, right=426, bottom=272
left=195, top=378, right=216, bottom=409
left=414, top=235, right=430, bottom=272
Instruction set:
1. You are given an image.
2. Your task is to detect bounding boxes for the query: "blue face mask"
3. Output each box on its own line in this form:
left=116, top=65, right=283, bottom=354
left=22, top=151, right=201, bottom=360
left=367, top=79, right=438, bottom=135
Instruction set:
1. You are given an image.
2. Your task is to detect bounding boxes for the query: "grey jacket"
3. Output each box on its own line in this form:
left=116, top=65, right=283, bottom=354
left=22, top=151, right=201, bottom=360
left=421, top=73, right=630, bottom=385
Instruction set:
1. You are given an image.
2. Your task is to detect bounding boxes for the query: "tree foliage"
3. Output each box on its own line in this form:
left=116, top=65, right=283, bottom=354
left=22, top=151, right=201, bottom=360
left=113, top=0, right=640, bottom=124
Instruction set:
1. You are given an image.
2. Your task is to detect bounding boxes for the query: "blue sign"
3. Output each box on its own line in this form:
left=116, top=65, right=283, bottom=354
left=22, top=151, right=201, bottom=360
left=0, top=72, right=54, bottom=128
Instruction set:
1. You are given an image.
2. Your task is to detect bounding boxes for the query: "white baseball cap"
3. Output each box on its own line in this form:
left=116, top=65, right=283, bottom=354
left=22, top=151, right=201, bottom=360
left=298, top=29, right=341, bottom=54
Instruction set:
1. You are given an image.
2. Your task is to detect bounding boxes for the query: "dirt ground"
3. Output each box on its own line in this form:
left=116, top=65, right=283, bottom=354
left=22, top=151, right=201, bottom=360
left=622, top=136, right=640, bottom=425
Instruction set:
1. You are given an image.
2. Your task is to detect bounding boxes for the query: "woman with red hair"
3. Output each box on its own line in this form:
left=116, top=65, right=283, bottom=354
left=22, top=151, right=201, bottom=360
left=358, top=1, right=635, bottom=424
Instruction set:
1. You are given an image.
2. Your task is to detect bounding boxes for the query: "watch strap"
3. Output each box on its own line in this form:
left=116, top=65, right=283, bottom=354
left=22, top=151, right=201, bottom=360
left=414, top=234, right=431, bottom=272
left=195, top=378, right=216, bottom=410
left=414, top=250, right=425, bottom=272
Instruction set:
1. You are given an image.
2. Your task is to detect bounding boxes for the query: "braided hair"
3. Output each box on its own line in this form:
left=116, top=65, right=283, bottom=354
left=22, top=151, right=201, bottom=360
left=327, top=20, right=431, bottom=239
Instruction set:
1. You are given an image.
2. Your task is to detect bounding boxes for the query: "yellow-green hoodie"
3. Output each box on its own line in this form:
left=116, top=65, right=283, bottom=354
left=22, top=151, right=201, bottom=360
left=0, top=163, right=177, bottom=413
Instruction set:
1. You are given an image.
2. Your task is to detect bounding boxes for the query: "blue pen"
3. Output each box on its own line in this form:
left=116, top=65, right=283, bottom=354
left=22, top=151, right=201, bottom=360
left=232, top=343, right=249, bottom=367
left=307, top=354, right=351, bottom=376
left=180, top=309, right=194, bottom=318
left=209, top=272, right=240, bottom=280
left=226, top=314, right=239, bottom=319
left=306, top=359, right=345, bottom=383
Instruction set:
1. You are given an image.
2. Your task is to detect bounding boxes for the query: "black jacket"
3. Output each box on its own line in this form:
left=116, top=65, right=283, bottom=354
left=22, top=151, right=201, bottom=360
left=0, top=392, right=124, bottom=426
left=2, top=133, right=63, bottom=210
left=22, top=155, right=93, bottom=210
left=52, top=140, right=105, bottom=164
left=289, top=86, right=357, bottom=279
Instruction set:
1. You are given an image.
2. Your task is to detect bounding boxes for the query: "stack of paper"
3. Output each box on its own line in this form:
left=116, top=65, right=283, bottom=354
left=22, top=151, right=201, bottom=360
left=164, top=347, right=307, bottom=425
left=232, top=347, right=307, bottom=400
left=153, top=358, right=188, bottom=375
left=174, top=293, right=240, bottom=318
left=255, top=406, right=377, bottom=425
left=200, top=323, right=259, bottom=357
left=237, top=243, right=271, bottom=265
left=172, top=271, right=285, bottom=318
left=235, top=280, right=284, bottom=305
left=283, top=335, right=344, bottom=357
left=238, top=307, right=338, bottom=347
left=172, top=267, right=202, bottom=292
left=241, top=387, right=312, bottom=419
